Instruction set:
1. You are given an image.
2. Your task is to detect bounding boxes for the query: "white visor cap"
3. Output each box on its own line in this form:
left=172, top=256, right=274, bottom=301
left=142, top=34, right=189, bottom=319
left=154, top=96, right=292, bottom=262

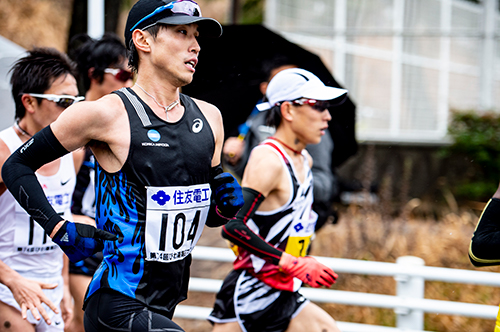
left=256, top=68, right=348, bottom=111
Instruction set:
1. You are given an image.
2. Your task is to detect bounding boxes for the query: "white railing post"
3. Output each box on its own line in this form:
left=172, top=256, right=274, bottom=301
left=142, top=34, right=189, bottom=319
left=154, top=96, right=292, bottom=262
left=394, top=256, right=425, bottom=330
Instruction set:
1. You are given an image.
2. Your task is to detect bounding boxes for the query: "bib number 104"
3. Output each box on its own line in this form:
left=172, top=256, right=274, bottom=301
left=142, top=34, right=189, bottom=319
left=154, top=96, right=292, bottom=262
left=159, top=210, right=200, bottom=251
left=145, top=207, right=206, bottom=263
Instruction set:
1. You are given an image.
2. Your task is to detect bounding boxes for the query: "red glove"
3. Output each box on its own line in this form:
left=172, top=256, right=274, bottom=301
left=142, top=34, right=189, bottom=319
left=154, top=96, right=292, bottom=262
left=279, top=252, right=338, bottom=288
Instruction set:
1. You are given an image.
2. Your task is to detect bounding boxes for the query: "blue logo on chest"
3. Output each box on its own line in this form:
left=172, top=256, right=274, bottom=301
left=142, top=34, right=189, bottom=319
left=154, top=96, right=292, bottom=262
left=147, top=129, right=161, bottom=142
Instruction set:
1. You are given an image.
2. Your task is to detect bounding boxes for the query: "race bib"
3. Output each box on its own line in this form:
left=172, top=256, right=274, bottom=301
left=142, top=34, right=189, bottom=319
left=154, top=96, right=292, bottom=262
left=13, top=204, right=66, bottom=254
left=284, top=209, right=317, bottom=257
left=145, top=184, right=211, bottom=263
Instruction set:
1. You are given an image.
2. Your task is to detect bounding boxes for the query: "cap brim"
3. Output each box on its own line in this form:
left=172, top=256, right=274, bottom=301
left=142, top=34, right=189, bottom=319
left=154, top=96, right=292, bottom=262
left=256, top=101, right=272, bottom=111
left=156, top=15, right=222, bottom=38
left=302, top=86, right=348, bottom=102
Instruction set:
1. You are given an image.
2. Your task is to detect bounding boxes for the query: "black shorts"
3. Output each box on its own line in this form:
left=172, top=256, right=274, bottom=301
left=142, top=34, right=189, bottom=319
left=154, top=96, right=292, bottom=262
left=69, top=252, right=103, bottom=276
left=207, top=270, right=308, bottom=332
left=84, top=289, right=184, bottom=332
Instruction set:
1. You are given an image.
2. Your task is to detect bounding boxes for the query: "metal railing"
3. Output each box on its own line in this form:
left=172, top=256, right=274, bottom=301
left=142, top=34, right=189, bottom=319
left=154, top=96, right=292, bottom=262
left=173, top=246, right=500, bottom=332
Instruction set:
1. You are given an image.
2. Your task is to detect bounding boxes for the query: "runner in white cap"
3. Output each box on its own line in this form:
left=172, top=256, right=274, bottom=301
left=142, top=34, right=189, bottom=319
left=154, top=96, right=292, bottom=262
left=208, top=68, right=347, bottom=332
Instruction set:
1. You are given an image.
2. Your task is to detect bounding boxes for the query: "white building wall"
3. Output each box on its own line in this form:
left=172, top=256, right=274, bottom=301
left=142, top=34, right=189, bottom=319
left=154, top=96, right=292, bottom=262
left=265, top=0, right=498, bottom=144
left=0, top=36, right=25, bottom=131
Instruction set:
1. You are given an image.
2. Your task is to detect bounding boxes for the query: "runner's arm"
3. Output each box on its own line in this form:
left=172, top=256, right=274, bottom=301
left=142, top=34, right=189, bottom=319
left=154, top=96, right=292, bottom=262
left=2, top=126, right=69, bottom=235
left=469, top=197, right=500, bottom=266
left=222, top=146, right=285, bottom=264
left=3, top=98, right=119, bottom=237
left=2, top=100, right=119, bottom=263
left=194, top=100, right=244, bottom=226
left=222, top=187, right=283, bottom=264
left=72, top=147, right=86, bottom=175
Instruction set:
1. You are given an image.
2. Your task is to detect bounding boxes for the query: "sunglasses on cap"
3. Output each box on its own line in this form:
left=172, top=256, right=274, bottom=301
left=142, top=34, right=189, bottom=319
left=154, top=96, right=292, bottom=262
left=129, top=0, right=201, bottom=32
left=26, top=93, right=85, bottom=109
left=104, top=68, right=134, bottom=82
left=290, top=98, right=332, bottom=112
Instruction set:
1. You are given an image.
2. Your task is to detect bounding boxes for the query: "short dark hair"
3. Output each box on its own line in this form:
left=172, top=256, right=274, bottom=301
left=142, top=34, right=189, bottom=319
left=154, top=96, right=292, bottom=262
left=127, top=25, right=164, bottom=73
left=266, top=104, right=282, bottom=128
left=10, top=47, right=77, bottom=120
left=261, top=54, right=296, bottom=83
left=68, top=33, right=128, bottom=94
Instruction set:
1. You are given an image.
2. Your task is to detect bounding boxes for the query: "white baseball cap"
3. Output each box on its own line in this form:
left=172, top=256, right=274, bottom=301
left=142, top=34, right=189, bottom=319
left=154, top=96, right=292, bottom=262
left=256, top=68, right=348, bottom=111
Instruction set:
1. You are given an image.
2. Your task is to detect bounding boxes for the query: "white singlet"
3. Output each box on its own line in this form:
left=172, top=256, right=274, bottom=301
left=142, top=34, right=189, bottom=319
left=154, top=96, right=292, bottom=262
left=0, top=126, right=76, bottom=277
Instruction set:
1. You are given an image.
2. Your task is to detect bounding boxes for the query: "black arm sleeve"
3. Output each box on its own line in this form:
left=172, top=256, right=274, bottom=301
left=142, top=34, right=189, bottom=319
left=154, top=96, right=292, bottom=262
left=222, top=187, right=283, bottom=265
left=469, top=198, right=500, bottom=267
left=2, top=126, right=69, bottom=234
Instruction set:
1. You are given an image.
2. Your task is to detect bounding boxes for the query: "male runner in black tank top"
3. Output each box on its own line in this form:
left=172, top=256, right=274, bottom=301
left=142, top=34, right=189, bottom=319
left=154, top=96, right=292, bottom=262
left=66, top=33, right=133, bottom=332
left=2, top=1, right=244, bottom=331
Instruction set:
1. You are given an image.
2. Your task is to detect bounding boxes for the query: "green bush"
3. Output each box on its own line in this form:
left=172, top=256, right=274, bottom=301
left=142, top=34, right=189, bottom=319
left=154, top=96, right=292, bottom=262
left=240, top=0, right=264, bottom=24
left=445, top=110, right=500, bottom=201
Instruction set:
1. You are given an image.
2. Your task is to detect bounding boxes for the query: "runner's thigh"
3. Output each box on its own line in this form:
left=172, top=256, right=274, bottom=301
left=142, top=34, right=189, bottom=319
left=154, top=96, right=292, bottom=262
left=286, top=302, right=340, bottom=332
left=212, top=321, right=243, bottom=332
left=83, top=290, right=184, bottom=332
left=0, top=301, right=35, bottom=332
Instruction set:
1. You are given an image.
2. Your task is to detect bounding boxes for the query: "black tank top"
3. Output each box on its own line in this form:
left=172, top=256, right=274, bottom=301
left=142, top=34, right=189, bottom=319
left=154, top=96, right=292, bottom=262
left=86, top=87, right=215, bottom=316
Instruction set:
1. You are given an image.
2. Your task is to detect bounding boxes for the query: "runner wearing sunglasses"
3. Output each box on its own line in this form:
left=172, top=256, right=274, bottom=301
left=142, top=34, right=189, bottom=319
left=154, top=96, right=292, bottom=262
left=208, top=68, right=347, bottom=332
left=23, top=94, right=84, bottom=109
left=104, top=68, right=134, bottom=82
left=223, top=57, right=345, bottom=235
left=2, top=1, right=243, bottom=332
left=0, top=48, right=85, bottom=331
left=66, top=32, right=133, bottom=332
left=69, top=33, right=134, bottom=102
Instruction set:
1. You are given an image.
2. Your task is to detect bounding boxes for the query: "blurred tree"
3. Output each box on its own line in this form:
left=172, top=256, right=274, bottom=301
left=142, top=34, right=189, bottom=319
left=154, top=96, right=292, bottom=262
left=227, top=0, right=263, bottom=24
left=0, top=0, right=73, bottom=51
left=240, top=0, right=263, bottom=24
left=444, top=111, right=500, bottom=201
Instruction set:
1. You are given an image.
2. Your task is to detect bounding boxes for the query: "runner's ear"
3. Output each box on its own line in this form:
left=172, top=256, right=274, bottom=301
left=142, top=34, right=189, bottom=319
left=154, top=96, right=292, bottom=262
left=280, top=102, right=294, bottom=122
left=132, top=29, right=151, bottom=53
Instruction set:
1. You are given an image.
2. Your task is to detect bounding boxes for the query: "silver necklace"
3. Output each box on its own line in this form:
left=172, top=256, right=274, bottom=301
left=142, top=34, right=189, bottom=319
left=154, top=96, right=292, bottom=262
left=135, top=83, right=179, bottom=120
left=14, top=120, right=32, bottom=137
